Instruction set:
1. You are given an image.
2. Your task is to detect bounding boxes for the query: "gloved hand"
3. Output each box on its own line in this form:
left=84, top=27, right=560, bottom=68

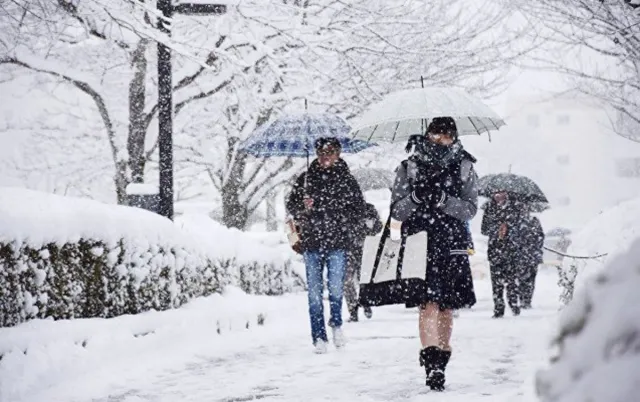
left=411, top=181, right=447, bottom=207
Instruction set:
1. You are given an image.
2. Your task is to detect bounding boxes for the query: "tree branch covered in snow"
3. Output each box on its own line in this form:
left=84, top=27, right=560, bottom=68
left=1, top=0, right=534, bottom=228
left=516, top=0, right=640, bottom=143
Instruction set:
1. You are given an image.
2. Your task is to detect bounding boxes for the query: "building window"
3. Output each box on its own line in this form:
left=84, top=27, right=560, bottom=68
left=615, top=158, right=640, bottom=178
left=556, top=114, right=570, bottom=125
left=527, top=114, right=540, bottom=128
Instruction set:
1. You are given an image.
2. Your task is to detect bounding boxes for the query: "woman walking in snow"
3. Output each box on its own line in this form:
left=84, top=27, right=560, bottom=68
left=390, top=117, right=478, bottom=391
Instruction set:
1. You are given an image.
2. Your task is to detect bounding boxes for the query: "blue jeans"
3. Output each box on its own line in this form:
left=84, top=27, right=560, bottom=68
left=303, top=250, right=347, bottom=345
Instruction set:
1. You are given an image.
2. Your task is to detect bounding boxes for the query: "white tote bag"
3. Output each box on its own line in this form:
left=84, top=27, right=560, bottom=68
left=359, top=217, right=428, bottom=307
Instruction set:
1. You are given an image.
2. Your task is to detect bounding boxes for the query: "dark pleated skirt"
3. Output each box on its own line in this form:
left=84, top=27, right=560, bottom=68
left=405, top=243, right=477, bottom=310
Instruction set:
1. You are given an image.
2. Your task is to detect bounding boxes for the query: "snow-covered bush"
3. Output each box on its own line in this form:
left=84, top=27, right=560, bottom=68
left=536, top=237, right=640, bottom=402
left=176, top=215, right=305, bottom=295
left=558, top=196, right=640, bottom=303
left=0, top=188, right=228, bottom=327
left=0, top=188, right=305, bottom=327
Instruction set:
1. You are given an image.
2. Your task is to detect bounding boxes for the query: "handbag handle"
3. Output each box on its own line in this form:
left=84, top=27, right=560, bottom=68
left=369, top=202, right=402, bottom=283
left=368, top=214, right=392, bottom=284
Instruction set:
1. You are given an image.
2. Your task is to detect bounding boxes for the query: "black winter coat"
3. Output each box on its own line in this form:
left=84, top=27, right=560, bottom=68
left=481, top=201, right=544, bottom=267
left=286, top=159, right=365, bottom=252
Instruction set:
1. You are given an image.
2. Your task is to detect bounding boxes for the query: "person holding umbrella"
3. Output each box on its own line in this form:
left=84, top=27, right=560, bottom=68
left=481, top=192, right=524, bottom=317
left=478, top=173, right=548, bottom=316
left=350, top=85, right=504, bottom=391
left=240, top=112, right=374, bottom=353
left=390, top=117, right=479, bottom=391
left=285, top=137, right=366, bottom=353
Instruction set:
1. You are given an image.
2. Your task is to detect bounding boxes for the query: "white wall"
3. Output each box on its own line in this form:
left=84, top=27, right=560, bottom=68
left=463, top=92, right=640, bottom=233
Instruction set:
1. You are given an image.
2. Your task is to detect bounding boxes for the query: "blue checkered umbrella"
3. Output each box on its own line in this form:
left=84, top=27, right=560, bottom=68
left=239, top=113, right=375, bottom=162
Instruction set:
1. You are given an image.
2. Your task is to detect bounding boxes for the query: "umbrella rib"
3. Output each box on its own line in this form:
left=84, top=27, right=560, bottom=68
left=368, top=124, right=379, bottom=143
left=392, top=121, right=401, bottom=143
left=468, top=117, right=481, bottom=136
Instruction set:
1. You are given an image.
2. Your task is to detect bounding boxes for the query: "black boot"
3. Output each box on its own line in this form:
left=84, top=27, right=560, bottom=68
left=419, top=347, right=433, bottom=380
left=419, top=347, right=451, bottom=391
left=348, top=308, right=359, bottom=322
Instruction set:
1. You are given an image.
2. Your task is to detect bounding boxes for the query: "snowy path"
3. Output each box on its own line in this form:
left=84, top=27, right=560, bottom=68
left=38, top=271, right=560, bottom=402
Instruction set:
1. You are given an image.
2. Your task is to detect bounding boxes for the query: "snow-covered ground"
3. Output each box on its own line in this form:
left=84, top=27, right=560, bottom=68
left=0, top=268, right=562, bottom=402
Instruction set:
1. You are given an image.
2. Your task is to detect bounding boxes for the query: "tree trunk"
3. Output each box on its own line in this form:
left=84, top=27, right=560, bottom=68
left=266, top=191, right=277, bottom=232
left=127, top=39, right=149, bottom=184
left=221, top=137, right=250, bottom=229
left=115, top=160, right=129, bottom=204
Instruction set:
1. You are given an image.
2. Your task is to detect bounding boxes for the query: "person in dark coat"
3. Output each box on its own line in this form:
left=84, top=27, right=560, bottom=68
left=344, top=202, right=383, bottom=322
left=390, top=117, right=478, bottom=391
left=481, top=192, right=542, bottom=317
left=285, top=137, right=365, bottom=353
left=516, top=214, right=544, bottom=308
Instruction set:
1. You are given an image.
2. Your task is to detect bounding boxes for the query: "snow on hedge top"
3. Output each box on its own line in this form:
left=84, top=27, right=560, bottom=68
left=0, top=187, right=202, bottom=249
left=175, top=214, right=289, bottom=265
left=537, top=237, right=640, bottom=402
left=561, top=196, right=640, bottom=291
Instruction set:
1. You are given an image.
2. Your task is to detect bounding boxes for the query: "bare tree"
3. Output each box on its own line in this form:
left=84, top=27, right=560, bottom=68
left=516, top=0, right=640, bottom=142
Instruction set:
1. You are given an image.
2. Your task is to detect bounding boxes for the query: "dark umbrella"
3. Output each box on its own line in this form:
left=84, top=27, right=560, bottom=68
left=478, top=173, right=548, bottom=203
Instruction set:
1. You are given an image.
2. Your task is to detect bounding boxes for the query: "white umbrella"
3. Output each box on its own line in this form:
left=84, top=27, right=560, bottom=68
left=350, top=87, right=505, bottom=143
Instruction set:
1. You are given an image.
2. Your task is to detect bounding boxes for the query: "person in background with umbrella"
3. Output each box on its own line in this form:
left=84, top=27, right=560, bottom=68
left=391, top=117, right=478, bottom=391
left=285, top=137, right=366, bottom=354
left=344, top=202, right=383, bottom=322
left=481, top=191, right=543, bottom=316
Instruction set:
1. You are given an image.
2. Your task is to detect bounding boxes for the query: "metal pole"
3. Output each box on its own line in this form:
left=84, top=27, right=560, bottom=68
left=157, top=0, right=174, bottom=220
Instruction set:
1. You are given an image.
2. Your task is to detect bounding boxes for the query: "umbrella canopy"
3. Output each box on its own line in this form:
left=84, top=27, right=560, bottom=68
left=480, top=200, right=549, bottom=214
left=240, top=113, right=374, bottom=158
left=478, top=173, right=548, bottom=203
left=350, top=87, right=505, bottom=143
left=351, top=168, right=395, bottom=191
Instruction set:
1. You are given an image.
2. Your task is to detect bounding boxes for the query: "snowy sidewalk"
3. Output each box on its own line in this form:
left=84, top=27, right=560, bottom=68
left=15, top=271, right=560, bottom=402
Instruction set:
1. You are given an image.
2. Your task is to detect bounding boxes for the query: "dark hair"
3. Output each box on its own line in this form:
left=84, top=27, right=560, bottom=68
left=314, top=137, right=342, bottom=152
left=427, top=117, right=458, bottom=138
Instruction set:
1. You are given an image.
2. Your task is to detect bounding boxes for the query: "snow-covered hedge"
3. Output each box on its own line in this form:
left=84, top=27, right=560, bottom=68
left=175, top=215, right=305, bottom=295
left=0, top=188, right=302, bottom=327
left=536, top=237, right=640, bottom=402
left=558, top=197, right=640, bottom=303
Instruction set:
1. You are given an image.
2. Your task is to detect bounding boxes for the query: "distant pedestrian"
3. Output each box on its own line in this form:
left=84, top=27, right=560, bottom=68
left=344, top=202, right=383, bottom=322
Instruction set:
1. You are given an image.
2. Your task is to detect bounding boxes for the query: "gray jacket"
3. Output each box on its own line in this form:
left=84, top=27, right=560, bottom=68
left=391, top=158, right=479, bottom=222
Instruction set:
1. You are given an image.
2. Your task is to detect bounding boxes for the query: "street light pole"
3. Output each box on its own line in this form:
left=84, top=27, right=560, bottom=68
left=157, top=0, right=174, bottom=220
left=156, top=1, right=227, bottom=220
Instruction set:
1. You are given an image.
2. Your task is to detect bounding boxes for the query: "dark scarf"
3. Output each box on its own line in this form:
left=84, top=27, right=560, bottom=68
left=405, top=135, right=467, bottom=167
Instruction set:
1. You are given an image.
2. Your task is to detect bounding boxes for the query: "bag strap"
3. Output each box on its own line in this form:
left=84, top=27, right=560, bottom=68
left=368, top=213, right=393, bottom=284
left=369, top=201, right=406, bottom=283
